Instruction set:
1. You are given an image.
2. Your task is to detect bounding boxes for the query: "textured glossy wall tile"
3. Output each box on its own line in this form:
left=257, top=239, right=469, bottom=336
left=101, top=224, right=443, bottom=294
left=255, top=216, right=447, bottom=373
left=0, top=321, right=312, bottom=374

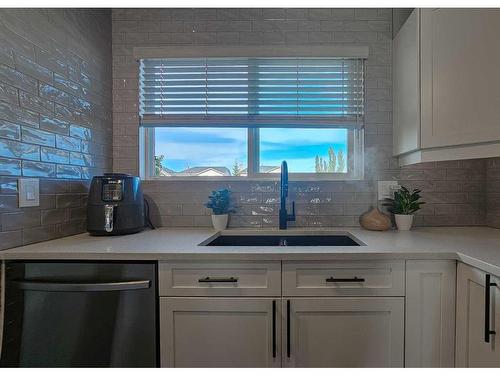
left=0, top=157, right=22, bottom=175
left=486, top=157, right=500, bottom=228
left=112, top=8, right=490, bottom=229
left=0, top=120, right=21, bottom=140
left=41, top=147, right=69, bottom=163
left=0, top=9, right=112, bottom=250
left=0, top=138, right=40, bottom=160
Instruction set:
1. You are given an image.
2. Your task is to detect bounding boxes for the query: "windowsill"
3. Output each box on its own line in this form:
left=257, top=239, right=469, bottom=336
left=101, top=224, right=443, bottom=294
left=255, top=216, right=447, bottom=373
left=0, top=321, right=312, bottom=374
left=141, top=175, right=364, bottom=182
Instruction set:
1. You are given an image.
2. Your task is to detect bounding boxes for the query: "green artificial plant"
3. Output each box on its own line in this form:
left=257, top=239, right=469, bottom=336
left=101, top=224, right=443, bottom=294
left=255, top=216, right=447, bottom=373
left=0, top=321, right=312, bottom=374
left=383, top=186, right=425, bottom=215
left=205, top=189, right=236, bottom=215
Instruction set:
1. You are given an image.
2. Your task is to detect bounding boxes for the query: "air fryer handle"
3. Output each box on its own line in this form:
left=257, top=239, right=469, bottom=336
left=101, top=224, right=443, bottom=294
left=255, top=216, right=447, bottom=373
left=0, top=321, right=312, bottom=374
left=104, top=204, right=114, bottom=232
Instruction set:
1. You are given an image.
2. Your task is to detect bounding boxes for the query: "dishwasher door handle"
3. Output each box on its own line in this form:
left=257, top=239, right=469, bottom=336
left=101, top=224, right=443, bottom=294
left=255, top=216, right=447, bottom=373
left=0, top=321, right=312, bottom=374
left=11, top=279, right=151, bottom=292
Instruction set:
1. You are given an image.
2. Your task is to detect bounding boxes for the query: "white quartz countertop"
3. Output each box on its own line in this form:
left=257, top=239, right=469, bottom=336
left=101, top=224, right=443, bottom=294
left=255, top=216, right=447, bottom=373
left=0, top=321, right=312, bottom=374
left=1, top=226, right=500, bottom=276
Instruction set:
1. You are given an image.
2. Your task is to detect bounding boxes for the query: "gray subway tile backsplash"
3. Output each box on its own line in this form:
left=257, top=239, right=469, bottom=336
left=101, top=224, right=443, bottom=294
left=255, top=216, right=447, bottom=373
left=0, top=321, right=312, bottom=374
left=56, top=164, right=82, bottom=179
left=0, top=230, right=23, bottom=250
left=1, top=8, right=500, bottom=249
left=69, top=151, right=86, bottom=166
left=138, top=158, right=491, bottom=229
left=22, top=225, right=58, bottom=245
left=0, top=119, right=21, bottom=140
left=22, top=160, right=56, bottom=177
left=0, top=177, right=19, bottom=193
left=40, top=115, right=70, bottom=134
left=0, top=100, right=39, bottom=128
left=80, top=140, right=90, bottom=153
left=39, top=82, right=70, bottom=106
left=0, top=138, right=40, bottom=160
left=34, top=46, right=68, bottom=77
left=69, top=96, right=92, bottom=115
left=21, top=126, right=56, bottom=147
left=19, top=91, right=55, bottom=116
left=84, top=9, right=500, bottom=230
left=487, top=157, right=500, bottom=228
left=80, top=167, right=91, bottom=179
left=54, top=73, right=81, bottom=96
left=0, top=81, right=19, bottom=104
left=41, top=208, right=68, bottom=225
left=69, top=124, right=92, bottom=140
left=56, top=193, right=83, bottom=208
left=0, top=8, right=111, bottom=249
left=14, top=53, right=54, bottom=83
left=0, top=156, right=22, bottom=175
left=55, top=134, right=81, bottom=151
left=83, top=153, right=93, bottom=166
left=41, top=147, right=70, bottom=163
left=0, top=64, right=38, bottom=94
left=1, top=211, right=41, bottom=231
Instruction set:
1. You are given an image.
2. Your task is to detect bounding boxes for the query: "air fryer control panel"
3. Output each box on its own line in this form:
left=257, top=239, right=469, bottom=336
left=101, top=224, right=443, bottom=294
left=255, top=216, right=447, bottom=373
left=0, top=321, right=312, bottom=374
left=102, top=179, right=123, bottom=201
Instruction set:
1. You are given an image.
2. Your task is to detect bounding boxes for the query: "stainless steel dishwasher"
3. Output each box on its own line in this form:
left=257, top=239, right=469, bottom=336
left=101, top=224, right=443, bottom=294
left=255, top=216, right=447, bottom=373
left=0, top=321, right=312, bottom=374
left=0, top=261, right=158, bottom=367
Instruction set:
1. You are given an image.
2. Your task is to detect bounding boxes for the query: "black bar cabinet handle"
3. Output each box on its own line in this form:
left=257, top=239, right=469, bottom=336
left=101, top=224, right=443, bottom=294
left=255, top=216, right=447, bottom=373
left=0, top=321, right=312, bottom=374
left=198, top=277, right=238, bottom=283
left=485, top=274, right=497, bottom=343
left=272, top=300, right=276, bottom=358
left=286, top=300, right=291, bottom=358
left=326, top=276, right=365, bottom=283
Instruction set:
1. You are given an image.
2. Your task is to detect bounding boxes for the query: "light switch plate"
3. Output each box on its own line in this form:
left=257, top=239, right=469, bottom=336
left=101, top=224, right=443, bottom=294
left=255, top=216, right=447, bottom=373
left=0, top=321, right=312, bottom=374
left=18, top=178, right=39, bottom=207
left=378, top=180, right=400, bottom=201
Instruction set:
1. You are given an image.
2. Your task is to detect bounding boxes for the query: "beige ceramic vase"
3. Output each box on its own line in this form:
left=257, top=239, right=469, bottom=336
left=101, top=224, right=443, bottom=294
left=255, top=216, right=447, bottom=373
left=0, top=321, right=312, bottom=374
left=359, top=207, right=391, bottom=231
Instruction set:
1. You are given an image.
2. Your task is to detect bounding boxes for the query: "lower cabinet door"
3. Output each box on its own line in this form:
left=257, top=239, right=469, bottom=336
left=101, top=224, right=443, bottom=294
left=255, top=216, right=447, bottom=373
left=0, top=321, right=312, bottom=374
left=160, top=297, right=281, bottom=367
left=283, top=297, right=404, bottom=367
left=456, top=263, right=500, bottom=367
left=405, top=260, right=456, bottom=367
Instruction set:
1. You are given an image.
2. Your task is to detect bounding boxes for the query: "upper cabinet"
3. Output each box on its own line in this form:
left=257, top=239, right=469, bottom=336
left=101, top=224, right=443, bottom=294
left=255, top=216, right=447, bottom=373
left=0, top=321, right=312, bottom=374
left=393, top=9, right=500, bottom=165
left=393, top=9, right=420, bottom=156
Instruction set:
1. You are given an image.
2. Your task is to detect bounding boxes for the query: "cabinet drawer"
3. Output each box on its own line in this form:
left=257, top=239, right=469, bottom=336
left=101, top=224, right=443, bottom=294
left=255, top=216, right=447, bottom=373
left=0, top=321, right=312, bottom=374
left=283, top=260, right=405, bottom=296
left=159, top=261, right=281, bottom=296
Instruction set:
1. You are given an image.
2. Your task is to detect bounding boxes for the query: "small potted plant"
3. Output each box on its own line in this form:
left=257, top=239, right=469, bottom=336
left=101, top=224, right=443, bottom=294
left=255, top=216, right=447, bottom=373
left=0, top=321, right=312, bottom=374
left=383, top=186, right=425, bottom=231
left=205, top=188, right=235, bottom=231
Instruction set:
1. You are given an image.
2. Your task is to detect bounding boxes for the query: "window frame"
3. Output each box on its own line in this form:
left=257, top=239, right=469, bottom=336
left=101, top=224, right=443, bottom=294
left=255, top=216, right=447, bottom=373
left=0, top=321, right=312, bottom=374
left=137, top=48, right=368, bottom=181
left=139, top=125, right=364, bottom=181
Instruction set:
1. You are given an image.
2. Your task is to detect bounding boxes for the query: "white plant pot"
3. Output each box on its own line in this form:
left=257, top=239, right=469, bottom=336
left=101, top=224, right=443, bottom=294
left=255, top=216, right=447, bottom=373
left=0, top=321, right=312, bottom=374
left=211, top=214, right=229, bottom=231
left=395, top=214, right=414, bottom=231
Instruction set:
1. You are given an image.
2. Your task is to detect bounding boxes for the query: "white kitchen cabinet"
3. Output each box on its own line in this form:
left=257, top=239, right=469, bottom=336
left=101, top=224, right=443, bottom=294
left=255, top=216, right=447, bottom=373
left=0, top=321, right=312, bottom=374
left=282, top=260, right=405, bottom=297
left=159, top=297, right=281, bottom=367
left=393, top=8, right=420, bottom=155
left=405, top=260, right=456, bottom=367
left=456, top=263, right=500, bottom=367
left=420, top=9, right=500, bottom=149
left=282, top=297, right=404, bottom=367
left=393, top=8, right=500, bottom=165
left=158, top=261, right=281, bottom=297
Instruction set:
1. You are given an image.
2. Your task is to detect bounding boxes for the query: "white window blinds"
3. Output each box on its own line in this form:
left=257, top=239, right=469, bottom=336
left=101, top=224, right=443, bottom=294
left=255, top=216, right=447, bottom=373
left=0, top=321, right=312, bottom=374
left=139, top=57, right=364, bottom=128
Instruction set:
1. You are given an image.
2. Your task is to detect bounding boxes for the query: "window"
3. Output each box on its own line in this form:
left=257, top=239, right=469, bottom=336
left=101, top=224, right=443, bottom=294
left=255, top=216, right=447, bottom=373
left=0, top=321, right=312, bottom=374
left=139, top=56, right=364, bottom=179
left=258, top=128, right=349, bottom=174
left=153, top=127, right=247, bottom=177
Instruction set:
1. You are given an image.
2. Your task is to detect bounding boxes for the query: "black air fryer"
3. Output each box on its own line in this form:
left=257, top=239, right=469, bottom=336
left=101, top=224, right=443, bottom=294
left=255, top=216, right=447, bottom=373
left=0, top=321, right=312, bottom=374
left=87, top=173, right=145, bottom=235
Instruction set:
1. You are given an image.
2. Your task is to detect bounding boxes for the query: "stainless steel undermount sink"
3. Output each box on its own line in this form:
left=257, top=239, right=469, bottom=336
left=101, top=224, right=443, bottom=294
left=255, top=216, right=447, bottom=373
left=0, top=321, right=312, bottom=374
left=201, top=232, right=364, bottom=247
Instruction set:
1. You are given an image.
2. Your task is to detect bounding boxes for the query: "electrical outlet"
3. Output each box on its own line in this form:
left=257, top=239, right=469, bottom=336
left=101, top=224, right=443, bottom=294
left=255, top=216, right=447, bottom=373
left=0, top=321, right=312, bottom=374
left=378, top=180, right=400, bottom=201
left=18, top=178, right=39, bottom=207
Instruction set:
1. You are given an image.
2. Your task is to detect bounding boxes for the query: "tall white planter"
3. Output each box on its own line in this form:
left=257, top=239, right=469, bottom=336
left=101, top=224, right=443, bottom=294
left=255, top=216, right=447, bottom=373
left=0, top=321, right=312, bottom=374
left=211, top=214, right=229, bottom=231
left=395, top=214, right=414, bottom=231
